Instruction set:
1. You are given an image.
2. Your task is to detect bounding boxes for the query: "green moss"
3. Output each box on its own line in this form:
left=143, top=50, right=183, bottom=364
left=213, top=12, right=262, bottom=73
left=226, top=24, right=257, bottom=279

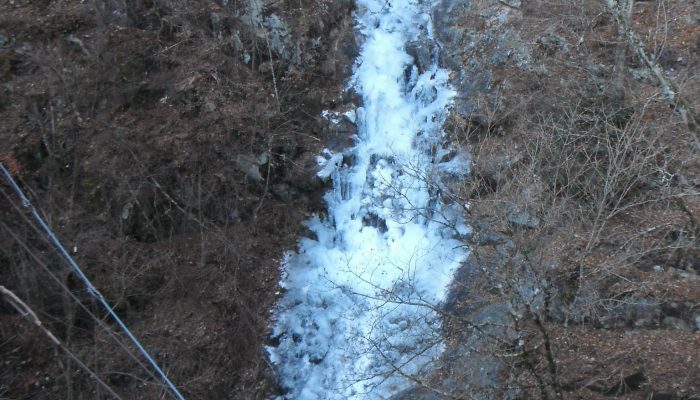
left=81, top=176, right=101, bottom=202
left=117, top=55, right=147, bottom=81
left=0, top=51, right=14, bottom=78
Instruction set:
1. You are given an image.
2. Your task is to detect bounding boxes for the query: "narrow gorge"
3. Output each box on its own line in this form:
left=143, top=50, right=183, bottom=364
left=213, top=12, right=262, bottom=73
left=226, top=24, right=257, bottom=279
left=268, top=1, right=470, bottom=398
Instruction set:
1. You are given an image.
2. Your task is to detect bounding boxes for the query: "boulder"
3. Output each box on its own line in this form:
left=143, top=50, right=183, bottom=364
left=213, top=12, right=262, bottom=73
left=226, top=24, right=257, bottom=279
left=506, top=209, right=539, bottom=229
left=475, top=230, right=508, bottom=245
left=662, top=316, right=692, bottom=332
left=234, top=153, right=266, bottom=182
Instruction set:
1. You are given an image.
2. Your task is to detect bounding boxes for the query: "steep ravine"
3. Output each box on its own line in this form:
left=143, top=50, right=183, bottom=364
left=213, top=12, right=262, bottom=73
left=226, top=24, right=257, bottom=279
left=268, top=1, right=471, bottom=398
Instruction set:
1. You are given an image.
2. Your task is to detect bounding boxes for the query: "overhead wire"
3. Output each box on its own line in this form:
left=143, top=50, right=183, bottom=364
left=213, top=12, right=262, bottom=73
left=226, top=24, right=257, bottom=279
left=0, top=219, right=165, bottom=390
left=0, top=285, right=123, bottom=400
left=0, top=162, right=186, bottom=400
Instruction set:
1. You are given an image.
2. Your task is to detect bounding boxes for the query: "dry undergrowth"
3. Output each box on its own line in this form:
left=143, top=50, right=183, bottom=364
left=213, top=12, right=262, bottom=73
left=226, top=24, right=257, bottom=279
left=438, top=0, right=700, bottom=398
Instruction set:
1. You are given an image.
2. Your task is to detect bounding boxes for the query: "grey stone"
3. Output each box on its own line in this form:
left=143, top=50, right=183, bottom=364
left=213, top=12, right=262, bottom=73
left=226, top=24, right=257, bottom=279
left=66, top=35, right=89, bottom=55
left=0, top=34, right=7, bottom=47
left=500, top=0, right=521, bottom=8
left=601, top=299, right=661, bottom=328
left=475, top=230, right=507, bottom=245
left=255, top=152, right=269, bottom=166
left=438, top=304, right=515, bottom=396
left=120, top=202, right=133, bottom=220
left=209, top=12, right=222, bottom=36
left=432, top=0, right=472, bottom=47
left=684, top=12, right=700, bottom=25
left=264, top=14, right=290, bottom=59
left=506, top=209, right=539, bottom=228
left=234, top=154, right=264, bottom=182
left=474, top=150, right=522, bottom=186
left=391, top=388, right=448, bottom=400
left=629, top=67, right=654, bottom=82
left=662, top=316, right=692, bottom=331
left=625, top=301, right=662, bottom=323
left=472, top=304, right=517, bottom=341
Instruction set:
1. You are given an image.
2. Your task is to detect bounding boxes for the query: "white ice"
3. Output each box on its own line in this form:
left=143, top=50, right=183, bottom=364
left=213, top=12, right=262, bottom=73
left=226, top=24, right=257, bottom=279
left=268, top=1, right=470, bottom=399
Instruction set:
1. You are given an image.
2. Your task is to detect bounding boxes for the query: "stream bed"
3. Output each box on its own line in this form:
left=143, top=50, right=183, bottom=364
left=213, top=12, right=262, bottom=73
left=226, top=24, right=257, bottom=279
left=268, top=1, right=470, bottom=398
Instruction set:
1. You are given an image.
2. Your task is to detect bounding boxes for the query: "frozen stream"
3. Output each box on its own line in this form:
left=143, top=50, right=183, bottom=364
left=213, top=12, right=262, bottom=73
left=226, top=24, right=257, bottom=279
left=268, top=1, right=470, bottom=398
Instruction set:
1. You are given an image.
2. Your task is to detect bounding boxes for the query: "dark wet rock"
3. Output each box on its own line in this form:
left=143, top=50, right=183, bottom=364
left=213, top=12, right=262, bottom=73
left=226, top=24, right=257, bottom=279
left=440, top=304, right=516, bottom=396
left=604, top=370, right=647, bottom=395
left=271, top=183, right=293, bottom=202
left=444, top=256, right=483, bottom=315
left=324, top=110, right=358, bottom=136
left=362, top=212, right=387, bottom=233
left=432, top=0, right=491, bottom=113
left=406, top=37, right=434, bottom=72
left=208, top=12, right=223, bottom=36
left=472, top=304, right=517, bottom=340
left=0, top=51, right=13, bottom=78
left=286, top=152, right=325, bottom=192
left=493, top=240, right=516, bottom=265
left=442, top=350, right=502, bottom=392
left=650, top=393, right=678, bottom=400
left=658, top=47, right=682, bottom=69
left=473, top=151, right=522, bottom=189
